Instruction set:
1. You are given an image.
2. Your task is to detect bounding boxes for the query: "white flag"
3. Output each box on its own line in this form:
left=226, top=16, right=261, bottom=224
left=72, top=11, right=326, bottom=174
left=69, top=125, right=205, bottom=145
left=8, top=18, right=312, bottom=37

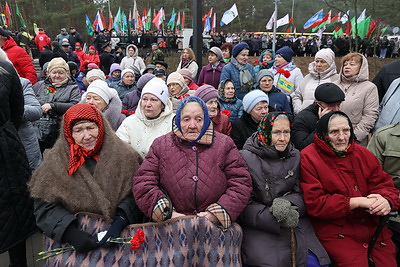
left=341, top=10, right=349, bottom=24
left=357, top=9, right=366, bottom=24
left=277, top=14, right=289, bottom=28
left=266, top=11, right=276, bottom=30
left=220, top=4, right=238, bottom=26
left=316, top=26, right=326, bottom=39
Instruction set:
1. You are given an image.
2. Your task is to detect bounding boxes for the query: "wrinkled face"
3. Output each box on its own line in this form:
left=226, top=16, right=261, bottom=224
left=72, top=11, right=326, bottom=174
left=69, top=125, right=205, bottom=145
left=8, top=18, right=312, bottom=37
left=72, top=121, right=99, bottom=150
left=259, top=76, right=274, bottom=92
left=141, top=93, right=164, bottom=119
left=343, top=60, right=361, bottom=78
left=128, top=47, right=135, bottom=56
left=182, top=49, right=190, bottom=59
left=315, top=58, right=329, bottom=73
left=271, top=119, right=290, bottom=152
left=87, top=76, right=102, bottom=84
left=49, top=68, right=67, bottom=84
left=236, top=49, right=249, bottom=65
left=180, top=102, right=204, bottom=141
left=85, top=92, right=107, bottom=112
left=223, top=81, right=235, bottom=99
left=206, top=98, right=218, bottom=117
left=222, top=48, right=231, bottom=59
left=262, top=53, right=272, bottom=63
left=250, top=101, right=269, bottom=123
left=122, top=72, right=135, bottom=86
left=208, top=52, right=218, bottom=64
left=275, top=54, right=287, bottom=67
left=112, top=70, right=121, bottom=79
left=328, top=116, right=351, bottom=151
left=168, top=82, right=182, bottom=96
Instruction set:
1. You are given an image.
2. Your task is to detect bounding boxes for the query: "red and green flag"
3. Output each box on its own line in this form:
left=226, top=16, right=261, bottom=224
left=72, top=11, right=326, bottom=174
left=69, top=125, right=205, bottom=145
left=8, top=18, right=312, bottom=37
left=4, top=2, right=12, bottom=28
left=284, top=18, right=294, bottom=33
left=312, top=10, right=330, bottom=32
left=327, top=12, right=340, bottom=27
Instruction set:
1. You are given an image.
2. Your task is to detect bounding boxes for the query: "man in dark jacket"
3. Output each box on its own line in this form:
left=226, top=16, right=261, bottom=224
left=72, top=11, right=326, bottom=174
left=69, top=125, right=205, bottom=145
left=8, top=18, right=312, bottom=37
left=68, top=27, right=83, bottom=51
left=372, top=60, right=400, bottom=102
left=100, top=42, right=115, bottom=75
left=292, top=83, right=345, bottom=150
left=61, top=41, right=80, bottom=70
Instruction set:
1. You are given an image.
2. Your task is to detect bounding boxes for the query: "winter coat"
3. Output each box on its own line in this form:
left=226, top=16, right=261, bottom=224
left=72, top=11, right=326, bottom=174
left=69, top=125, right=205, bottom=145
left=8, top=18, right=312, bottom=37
left=116, top=98, right=175, bottom=158
left=120, top=44, right=145, bottom=73
left=121, top=89, right=141, bottom=112
left=253, top=49, right=275, bottom=75
left=133, top=131, right=252, bottom=223
left=372, top=60, right=400, bottom=101
left=259, top=86, right=292, bottom=114
left=374, top=77, right=400, bottom=131
left=82, top=52, right=100, bottom=69
left=74, top=48, right=86, bottom=71
left=231, top=112, right=258, bottom=150
left=269, top=62, right=303, bottom=96
left=0, top=60, right=37, bottom=253
left=177, top=60, right=199, bottom=80
left=292, top=103, right=319, bottom=151
left=300, top=136, right=400, bottom=266
left=337, top=54, right=379, bottom=146
left=29, top=113, right=143, bottom=243
left=18, top=78, right=42, bottom=170
left=212, top=111, right=232, bottom=136
left=34, top=30, right=51, bottom=52
left=292, top=58, right=339, bottom=115
left=218, top=96, right=243, bottom=122
left=114, top=80, right=138, bottom=101
left=106, top=76, right=121, bottom=89
left=2, top=37, right=37, bottom=85
left=197, top=62, right=225, bottom=89
left=240, top=134, right=330, bottom=267
left=220, top=62, right=256, bottom=100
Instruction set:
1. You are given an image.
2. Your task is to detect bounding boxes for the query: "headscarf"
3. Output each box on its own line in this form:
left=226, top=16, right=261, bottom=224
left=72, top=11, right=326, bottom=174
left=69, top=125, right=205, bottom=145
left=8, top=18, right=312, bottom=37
left=315, top=111, right=356, bottom=157
left=63, top=103, right=104, bottom=175
left=174, top=96, right=213, bottom=146
left=218, top=79, right=235, bottom=101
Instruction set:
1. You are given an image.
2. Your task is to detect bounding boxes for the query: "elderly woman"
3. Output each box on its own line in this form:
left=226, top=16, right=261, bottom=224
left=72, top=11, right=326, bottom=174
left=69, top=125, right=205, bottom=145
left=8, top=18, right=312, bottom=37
left=81, top=80, right=125, bottom=131
left=33, top=57, right=81, bottom=151
left=195, top=84, right=232, bottom=136
left=293, top=48, right=339, bottom=115
left=167, top=71, right=196, bottom=112
left=117, top=78, right=174, bottom=158
left=29, top=103, right=143, bottom=253
left=114, top=68, right=137, bottom=101
left=218, top=79, right=243, bottom=122
left=176, top=48, right=198, bottom=80
left=337, top=52, right=379, bottom=146
left=133, top=96, right=251, bottom=230
left=197, top=47, right=225, bottom=89
left=122, top=73, right=155, bottom=113
left=179, top=68, right=199, bottom=90
left=231, top=90, right=269, bottom=149
left=300, top=111, right=400, bottom=266
left=220, top=42, right=256, bottom=100
left=240, top=112, right=330, bottom=267
left=106, top=63, right=122, bottom=88
left=120, top=44, right=145, bottom=74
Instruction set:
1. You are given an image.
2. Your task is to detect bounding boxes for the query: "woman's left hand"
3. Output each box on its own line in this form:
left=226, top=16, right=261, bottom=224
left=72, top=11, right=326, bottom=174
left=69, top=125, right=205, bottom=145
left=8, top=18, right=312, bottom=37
left=367, top=194, right=391, bottom=216
left=42, top=103, right=52, bottom=114
left=197, top=211, right=218, bottom=224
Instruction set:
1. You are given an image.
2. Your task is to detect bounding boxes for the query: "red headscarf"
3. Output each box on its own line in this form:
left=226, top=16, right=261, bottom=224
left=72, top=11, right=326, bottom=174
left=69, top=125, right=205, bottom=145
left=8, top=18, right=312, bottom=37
left=63, top=103, right=104, bottom=175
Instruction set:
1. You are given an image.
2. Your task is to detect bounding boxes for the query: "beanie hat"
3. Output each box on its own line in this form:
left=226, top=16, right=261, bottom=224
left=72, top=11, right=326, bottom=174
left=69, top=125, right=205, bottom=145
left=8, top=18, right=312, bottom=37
left=47, top=57, right=69, bottom=73
left=137, top=73, right=155, bottom=90
left=86, top=80, right=115, bottom=105
left=232, top=42, right=250, bottom=58
left=315, top=48, right=335, bottom=65
left=209, top=47, right=223, bottom=61
left=108, top=63, right=122, bottom=76
left=243, top=90, right=269, bottom=113
left=276, top=46, right=295, bottom=63
left=314, top=83, right=345, bottom=104
left=86, top=69, right=106, bottom=82
left=256, top=69, right=274, bottom=85
left=195, top=84, right=218, bottom=103
left=141, top=77, right=169, bottom=105
left=167, top=72, right=185, bottom=88
left=121, top=68, right=135, bottom=78
left=87, top=63, right=99, bottom=69
left=178, top=68, right=193, bottom=82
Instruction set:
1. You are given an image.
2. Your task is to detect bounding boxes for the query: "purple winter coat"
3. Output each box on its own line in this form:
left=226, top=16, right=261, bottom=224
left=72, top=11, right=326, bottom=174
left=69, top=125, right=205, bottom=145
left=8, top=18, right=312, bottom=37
left=122, top=89, right=141, bottom=112
left=133, top=131, right=252, bottom=221
left=197, top=62, right=225, bottom=89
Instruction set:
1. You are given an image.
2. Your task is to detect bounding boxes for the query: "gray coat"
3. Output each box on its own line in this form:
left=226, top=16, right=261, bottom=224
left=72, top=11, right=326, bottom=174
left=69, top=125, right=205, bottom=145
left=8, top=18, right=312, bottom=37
left=239, top=133, right=330, bottom=267
left=18, top=77, right=42, bottom=170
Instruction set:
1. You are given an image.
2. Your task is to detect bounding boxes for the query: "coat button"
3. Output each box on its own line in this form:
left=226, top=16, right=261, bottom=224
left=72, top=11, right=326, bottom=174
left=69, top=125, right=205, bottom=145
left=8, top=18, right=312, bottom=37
left=192, top=176, right=198, bottom=181
left=192, top=146, right=197, bottom=151
left=363, top=243, right=368, bottom=248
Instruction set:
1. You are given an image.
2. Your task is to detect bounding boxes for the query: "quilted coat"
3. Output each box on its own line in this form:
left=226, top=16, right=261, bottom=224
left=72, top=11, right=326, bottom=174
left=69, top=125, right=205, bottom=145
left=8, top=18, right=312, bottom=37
left=0, top=60, right=37, bottom=253
left=133, top=131, right=252, bottom=222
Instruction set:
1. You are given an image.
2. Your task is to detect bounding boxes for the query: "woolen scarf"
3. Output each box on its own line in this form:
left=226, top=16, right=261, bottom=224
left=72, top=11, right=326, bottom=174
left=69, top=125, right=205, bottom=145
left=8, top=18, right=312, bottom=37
left=230, top=57, right=254, bottom=92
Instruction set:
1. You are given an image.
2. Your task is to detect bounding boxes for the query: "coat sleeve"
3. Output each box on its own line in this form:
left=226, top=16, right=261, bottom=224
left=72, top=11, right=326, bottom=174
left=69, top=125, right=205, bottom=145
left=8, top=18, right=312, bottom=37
left=117, top=194, right=144, bottom=224
left=8, top=64, right=24, bottom=129
left=52, top=85, right=81, bottom=115
left=292, top=77, right=307, bottom=115
left=21, top=78, right=43, bottom=122
left=239, top=199, right=281, bottom=234
left=367, top=132, right=385, bottom=165
left=197, top=67, right=205, bottom=85
left=14, top=50, right=37, bottom=85
left=115, top=117, right=132, bottom=144
left=291, top=114, right=315, bottom=150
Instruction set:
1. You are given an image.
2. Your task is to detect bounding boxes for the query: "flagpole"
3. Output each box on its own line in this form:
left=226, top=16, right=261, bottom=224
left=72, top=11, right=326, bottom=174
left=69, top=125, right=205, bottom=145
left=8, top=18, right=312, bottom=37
left=272, top=0, right=278, bottom=52
left=291, top=0, right=295, bottom=20
left=107, top=0, right=111, bottom=30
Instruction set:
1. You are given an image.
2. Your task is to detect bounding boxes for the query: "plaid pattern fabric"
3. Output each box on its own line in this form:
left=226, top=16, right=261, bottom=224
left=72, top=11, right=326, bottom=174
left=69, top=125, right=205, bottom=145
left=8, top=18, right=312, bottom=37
left=152, top=197, right=170, bottom=222
left=172, top=117, right=214, bottom=145
left=206, top=203, right=231, bottom=229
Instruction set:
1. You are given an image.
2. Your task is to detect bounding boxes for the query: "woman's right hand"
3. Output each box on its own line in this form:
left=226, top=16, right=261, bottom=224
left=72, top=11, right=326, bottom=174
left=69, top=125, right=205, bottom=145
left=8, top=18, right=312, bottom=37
left=42, top=103, right=52, bottom=114
left=349, top=197, right=376, bottom=210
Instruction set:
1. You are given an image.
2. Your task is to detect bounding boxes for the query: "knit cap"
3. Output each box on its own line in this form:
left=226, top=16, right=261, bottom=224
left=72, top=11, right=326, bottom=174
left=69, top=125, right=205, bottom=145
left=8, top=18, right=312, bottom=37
left=47, top=57, right=69, bottom=73
left=87, top=63, right=99, bottom=69
left=108, top=63, right=122, bottom=76
left=232, top=42, right=250, bottom=58
left=315, top=48, right=335, bottom=65
left=256, top=69, right=274, bottom=85
left=86, top=69, right=106, bottom=82
left=86, top=80, right=116, bottom=105
left=178, top=69, right=193, bottom=82
left=276, top=46, right=295, bottom=63
left=243, top=90, right=269, bottom=113
left=195, top=84, right=218, bottom=103
left=141, top=77, right=169, bottom=105
left=314, top=83, right=345, bottom=104
left=209, top=47, right=223, bottom=61
left=121, top=68, right=135, bottom=78
left=137, top=73, right=155, bottom=90
left=167, top=72, right=185, bottom=88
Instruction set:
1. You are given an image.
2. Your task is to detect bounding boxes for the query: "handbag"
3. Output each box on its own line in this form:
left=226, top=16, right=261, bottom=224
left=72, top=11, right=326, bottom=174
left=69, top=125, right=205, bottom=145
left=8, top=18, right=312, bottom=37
left=32, top=112, right=60, bottom=146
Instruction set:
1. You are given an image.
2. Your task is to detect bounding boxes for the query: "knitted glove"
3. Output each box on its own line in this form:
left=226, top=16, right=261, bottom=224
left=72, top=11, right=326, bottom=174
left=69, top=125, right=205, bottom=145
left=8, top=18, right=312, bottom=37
left=281, top=206, right=299, bottom=228
left=98, top=209, right=129, bottom=247
left=62, top=223, right=98, bottom=253
left=269, top=198, right=291, bottom=222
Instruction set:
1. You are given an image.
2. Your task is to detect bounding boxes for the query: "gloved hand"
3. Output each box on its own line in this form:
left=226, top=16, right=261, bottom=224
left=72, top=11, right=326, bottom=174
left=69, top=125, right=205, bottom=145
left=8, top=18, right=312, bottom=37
left=62, top=223, right=98, bottom=253
left=269, top=198, right=291, bottom=222
left=98, top=209, right=129, bottom=247
left=281, top=206, right=299, bottom=228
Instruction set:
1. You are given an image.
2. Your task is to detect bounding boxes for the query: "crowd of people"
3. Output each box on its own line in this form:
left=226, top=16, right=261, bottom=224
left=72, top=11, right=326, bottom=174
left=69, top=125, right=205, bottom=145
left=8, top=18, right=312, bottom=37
left=1, top=22, right=400, bottom=267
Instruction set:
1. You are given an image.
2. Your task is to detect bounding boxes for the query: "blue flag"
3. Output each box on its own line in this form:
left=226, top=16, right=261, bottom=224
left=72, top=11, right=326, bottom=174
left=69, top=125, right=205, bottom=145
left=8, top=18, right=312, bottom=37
left=303, top=9, right=324, bottom=29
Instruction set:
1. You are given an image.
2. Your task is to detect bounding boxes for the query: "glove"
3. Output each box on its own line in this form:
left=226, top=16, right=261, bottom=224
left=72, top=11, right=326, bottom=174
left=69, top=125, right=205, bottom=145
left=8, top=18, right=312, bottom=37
left=281, top=206, right=299, bottom=228
left=269, top=198, right=291, bottom=222
left=62, top=223, right=98, bottom=253
left=98, top=209, right=129, bottom=247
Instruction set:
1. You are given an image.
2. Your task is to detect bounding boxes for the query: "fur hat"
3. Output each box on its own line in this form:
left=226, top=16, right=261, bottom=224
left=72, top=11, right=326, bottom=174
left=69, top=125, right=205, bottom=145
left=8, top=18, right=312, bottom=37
left=256, top=69, right=274, bottom=85
left=167, top=72, right=185, bottom=88
left=195, top=84, right=218, bottom=103
left=141, top=77, right=169, bottom=105
left=243, top=90, right=269, bottom=113
left=232, top=42, right=250, bottom=58
left=47, top=57, right=69, bottom=73
left=209, top=47, right=223, bottom=61
left=178, top=69, right=193, bottom=82
left=314, top=83, right=345, bottom=104
left=276, top=46, right=295, bottom=63
left=137, top=73, right=155, bottom=90
left=86, top=69, right=106, bottom=82
left=86, top=80, right=116, bottom=105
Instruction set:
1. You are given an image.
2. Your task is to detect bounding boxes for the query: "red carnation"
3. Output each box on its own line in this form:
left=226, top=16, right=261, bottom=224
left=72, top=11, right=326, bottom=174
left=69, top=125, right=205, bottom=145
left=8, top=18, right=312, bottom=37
left=130, top=229, right=145, bottom=251
left=254, top=60, right=260, bottom=64
left=121, top=110, right=128, bottom=114
left=283, top=70, right=291, bottom=78
left=221, top=110, right=231, bottom=117
left=129, top=110, right=135, bottom=115
left=277, top=68, right=285, bottom=74
left=261, top=62, right=267, bottom=66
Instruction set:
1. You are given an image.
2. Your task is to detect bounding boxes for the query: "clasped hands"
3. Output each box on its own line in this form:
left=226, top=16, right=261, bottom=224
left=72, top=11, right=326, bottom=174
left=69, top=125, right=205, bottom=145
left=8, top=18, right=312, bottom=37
left=171, top=210, right=218, bottom=224
left=350, top=194, right=391, bottom=216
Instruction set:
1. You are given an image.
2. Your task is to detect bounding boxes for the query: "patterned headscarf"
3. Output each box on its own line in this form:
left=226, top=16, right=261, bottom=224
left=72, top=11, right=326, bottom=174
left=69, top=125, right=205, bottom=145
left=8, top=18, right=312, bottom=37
left=63, top=103, right=104, bottom=175
left=257, top=112, right=292, bottom=147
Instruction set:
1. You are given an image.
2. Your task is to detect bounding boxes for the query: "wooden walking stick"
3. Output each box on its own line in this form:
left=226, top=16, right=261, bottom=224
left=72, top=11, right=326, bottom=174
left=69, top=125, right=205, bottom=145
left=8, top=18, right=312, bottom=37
left=290, top=228, right=296, bottom=267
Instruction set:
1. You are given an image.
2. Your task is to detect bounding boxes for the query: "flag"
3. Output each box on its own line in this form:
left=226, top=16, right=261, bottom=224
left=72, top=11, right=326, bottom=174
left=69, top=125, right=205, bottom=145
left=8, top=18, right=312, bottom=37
left=344, top=20, right=352, bottom=36
left=316, top=26, right=326, bottom=39
left=311, top=10, right=330, bottom=32
left=4, top=2, right=11, bottom=27
left=129, top=9, right=132, bottom=27
left=203, top=8, right=213, bottom=22
left=303, top=9, right=323, bottom=29
left=85, top=15, right=94, bottom=36
left=202, top=8, right=213, bottom=33
left=378, top=24, right=388, bottom=37
left=212, top=12, right=216, bottom=30
left=108, top=9, right=113, bottom=31
left=93, top=10, right=104, bottom=32
left=333, top=27, right=343, bottom=38
left=167, top=8, right=176, bottom=30
left=100, top=10, right=106, bottom=29
left=146, top=8, right=152, bottom=30
left=327, top=12, right=340, bottom=27
left=0, top=15, right=6, bottom=27
left=136, top=9, right=142, bottom=30
left=366, top=20, right=380, bottom=39
left=175, top=12, right=181, bottom=33
left=266, top=10, right=276, bottom=30
left=15, top=2, right=26, bottom=28
left=113, top=7, right=122, bottom=32
left=133, top=1, right=138, bottom=29
left=220, top=4, right=238, bottom=26
left=33, top=23, right=38, bottom=35
left=358, top=16, right=370, bottom=39
left=284, top=17, right=294, bottom=33
left=152, top=8, right=164, bottom=29
left=357, top=9, right=366, bottom=24
left=341, top=10, right=350, bottom=24
left=277, top=14, right=289, bottom=28
left=121, top=10, right=128, bottom=32
left=182, top=11, right=185, bottom=28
